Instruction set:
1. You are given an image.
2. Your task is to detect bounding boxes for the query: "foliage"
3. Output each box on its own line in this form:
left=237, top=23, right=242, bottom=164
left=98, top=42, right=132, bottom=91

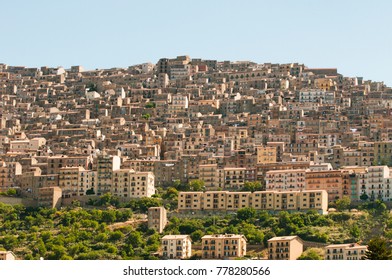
left=364, top=237, right=392, bottom=260
left=241, top=181, right=263, bottom=192
left=145, top=102, right=156, bottom=108
left=335, top=196, right=351, bottom=211
left=297, top=248, right=324, bottom=260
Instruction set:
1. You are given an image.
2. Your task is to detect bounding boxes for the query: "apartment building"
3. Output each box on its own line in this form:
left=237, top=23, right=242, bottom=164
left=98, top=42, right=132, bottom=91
left=267, top=236, right=304, bottom=260
left=256, top=145, right=277, bottom=164
left=325, top=243, right=367, bottom=260
left=265, top=169, right=306, bottom=191
left=224, top=167, right=246, bottom=189
left=161, top=235, right=192, bottom=259
left=59, top=166, right=83, bottom=198
left=0, top=161, right=22, bottom=191
left=0, top=251, right=16, bottom=260
left=37, top=186, right=62, bottom=208
left=96, top=155, right=121, bottom=195
left=358, top=166, right=392, bottom=201
left=148, top=207, right=167, bottom=233
left=305, top=170, right=343, bottom=202
left=112, top=169, right=155, bottom=198
left=178, top=190, right=328, bottom=214
left=202, top=234, right=247, bottom=259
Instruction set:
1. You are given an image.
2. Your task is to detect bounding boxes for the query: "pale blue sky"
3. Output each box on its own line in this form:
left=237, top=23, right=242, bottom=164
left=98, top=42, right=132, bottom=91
left=1, top=0, right=392, bottom=85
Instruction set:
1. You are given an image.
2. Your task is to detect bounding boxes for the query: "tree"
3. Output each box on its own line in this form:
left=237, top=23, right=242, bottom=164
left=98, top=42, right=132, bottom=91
left=297, top=248, right=323, bottom=260
left=189, top=180, right=205, bottom=191
left=237, top=207, right=256, bottom=222
left=242, top=181, right=262, bottom=192
left=335, top=196, right=351, bottom=211
left=364, top=237, right=392, bottom=260
left=360, top=193, right=369, bottom=201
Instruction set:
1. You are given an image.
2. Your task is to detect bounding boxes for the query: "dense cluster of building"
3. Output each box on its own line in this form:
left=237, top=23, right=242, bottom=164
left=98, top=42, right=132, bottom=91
left=1, top=55, right=392, bottom=209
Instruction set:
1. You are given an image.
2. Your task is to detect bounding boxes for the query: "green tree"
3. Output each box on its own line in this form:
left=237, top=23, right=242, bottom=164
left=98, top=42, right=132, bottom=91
left=360, top=193, right=369, bottom=201
left=237, top=207, right=256, bottom=222
left=242, top=181, right=262, bottom=192
left=297, top=248, right=324, bottom=260
left=364, top=237, right=392, bottom=260
left=189, top=180, right=205, bottom=191
left=335, top=196, right=351, bottom=211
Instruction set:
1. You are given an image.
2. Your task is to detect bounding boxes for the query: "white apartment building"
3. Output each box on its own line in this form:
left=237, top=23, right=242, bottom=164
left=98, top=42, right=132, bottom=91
left=265, top=169, right=306, bottom=191
left=161, top=235, right=192, bottom=259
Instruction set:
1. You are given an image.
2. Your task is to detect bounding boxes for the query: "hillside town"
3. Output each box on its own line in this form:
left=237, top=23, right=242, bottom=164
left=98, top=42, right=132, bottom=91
left=1, top=55, right=392, bottom=260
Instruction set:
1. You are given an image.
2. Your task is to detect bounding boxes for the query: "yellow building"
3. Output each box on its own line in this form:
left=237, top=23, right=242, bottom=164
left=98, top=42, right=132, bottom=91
left=256, top=146, right=277, bottom=164
left=202, top=234, right=247, bottom=259
left=178, top=190, right=328, bottom=214
left=224, top=167, right=246, bottom=189
left=267, top=236, right=304, bottom=260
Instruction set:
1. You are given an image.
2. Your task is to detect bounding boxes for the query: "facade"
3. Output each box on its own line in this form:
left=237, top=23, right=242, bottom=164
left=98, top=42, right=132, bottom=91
left=325, top=243, right=367, bottom=260
left=37, top=187, right=62, bottom=208
left=178, top=190, right=328, bottom=214
left=267, top=236, right=304, bottom=260
left=202, top=234, right=247, bottom=259
left=148, top=206, right=167, bottom=233
left=161, top=235, right=192, bottom=259
left=265, top=169, right=306, bottom=191
left=0, top=251, right=16, bottom=260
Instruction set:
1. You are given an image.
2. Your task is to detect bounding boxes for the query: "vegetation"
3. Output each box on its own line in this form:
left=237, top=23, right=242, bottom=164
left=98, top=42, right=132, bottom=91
left=364, top=237, right=392, bottom=260
left=1, top=196, right=392, bottom=260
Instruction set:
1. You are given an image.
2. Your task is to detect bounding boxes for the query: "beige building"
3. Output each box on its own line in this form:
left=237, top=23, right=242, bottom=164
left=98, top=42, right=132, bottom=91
left=0, top=161, right=22, bottom=191
left=202, top=234, right=247, bottom=259
left=37, top=187, right=62, bottom=208
left=161, top=235, right=192, bottom=259
left=148, top=206, right=167, bottom=233
left=79, top=169, right=97, bottom=196
left=224, top=167, right=246, bottom=189
left=178, top=190, right=328, bottom=214
left=198, top=164, right=219, bottom=190
left=325, top=243, right=367, bottom=260
left=59, top=166, right=83, bottom=198
left=0, top=251, right=16, bottom=260
left=265, top=169, right=306, bottom=191
left=112, top=169, right=155, bottom=198
left=96, top=155, right=121, bottom=195
left=268, top=236, right=304, bottom=260
left=256, top=146, right=277, bottom=164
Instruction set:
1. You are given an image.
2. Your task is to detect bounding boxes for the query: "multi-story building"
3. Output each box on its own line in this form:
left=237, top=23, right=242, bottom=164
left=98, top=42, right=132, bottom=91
left=178, top=190, right=328, bottom=214
left=0, top=161, right=22, bottom=191
left=148, top=207, right=167, bottom=233
left=202, top=234, right=247, bottom=259
left=224, top=167, right=246, bottom=189
left=256, top=145, right=277, bottom=164
left=267, top=236, right=304, bottom=260
left=325, top=243, right=367, bottom=260
left=265, top=169, right=306, bottom=191
left=358, top=166, right=392, bottom=201
left=37, top=187, right=62, bottom=208
left=58, top=166, right=83, bottom=198
left=161, top=235, right=192, bottom=259
left=96, top=155, right=120, bottom=195
left=305, top=170, right=343, bottom=202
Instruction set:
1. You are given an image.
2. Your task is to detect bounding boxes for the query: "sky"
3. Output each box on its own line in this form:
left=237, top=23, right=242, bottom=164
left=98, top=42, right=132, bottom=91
left=1, top=0, right=392, bottom=85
